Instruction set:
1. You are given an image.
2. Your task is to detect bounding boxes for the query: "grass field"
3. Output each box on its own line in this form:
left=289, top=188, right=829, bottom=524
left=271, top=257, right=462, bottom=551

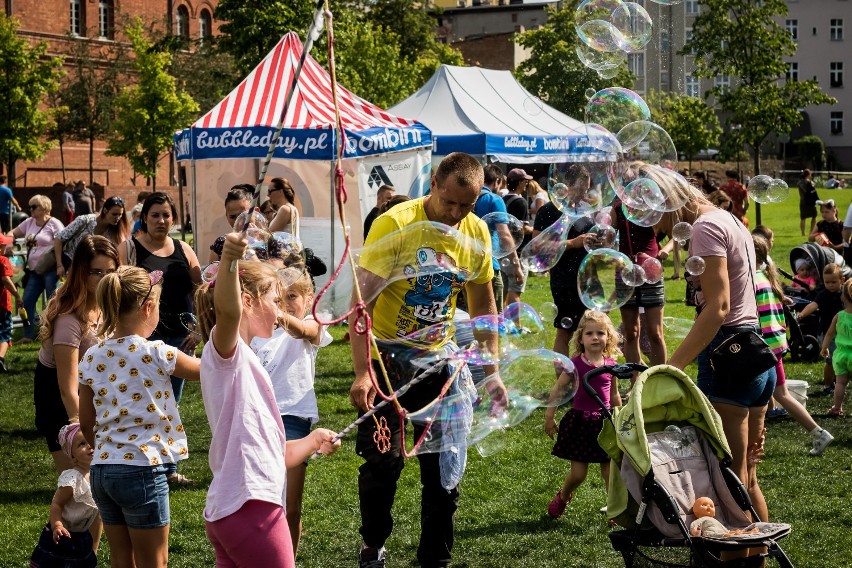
left=3, top=192, right=852, bottom=567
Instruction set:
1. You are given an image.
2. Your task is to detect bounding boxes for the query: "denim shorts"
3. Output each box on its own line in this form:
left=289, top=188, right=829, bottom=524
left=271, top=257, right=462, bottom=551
left=283, top=415, right=312, bottom=465
left=91, top=464, right=170, bottom=528
left=696, top=325, right=776, bottom=408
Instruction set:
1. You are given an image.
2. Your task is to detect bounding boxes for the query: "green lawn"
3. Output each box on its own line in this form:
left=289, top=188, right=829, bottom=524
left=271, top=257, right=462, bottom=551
left=3, top=193, right=852, bottom=566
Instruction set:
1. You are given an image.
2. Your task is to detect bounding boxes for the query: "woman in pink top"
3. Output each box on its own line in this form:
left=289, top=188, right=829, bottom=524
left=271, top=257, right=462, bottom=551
left=34, top=236, right=117, bottom=474
left=645, top=162, right=773, bottom=526
left=194, top=233, right=339, bottom=567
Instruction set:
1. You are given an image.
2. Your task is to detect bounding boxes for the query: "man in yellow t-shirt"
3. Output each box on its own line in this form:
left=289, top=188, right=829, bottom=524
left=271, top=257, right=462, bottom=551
left=350, top=152, right=506, bottom=568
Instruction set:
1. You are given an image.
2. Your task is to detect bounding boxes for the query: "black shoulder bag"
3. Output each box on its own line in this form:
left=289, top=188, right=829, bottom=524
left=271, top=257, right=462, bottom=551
left=709, top=215, right=778, bottom=383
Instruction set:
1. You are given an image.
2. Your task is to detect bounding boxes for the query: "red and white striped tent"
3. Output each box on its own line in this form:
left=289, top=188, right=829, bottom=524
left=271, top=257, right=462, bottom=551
left=174, top=32, right=432, bottom=276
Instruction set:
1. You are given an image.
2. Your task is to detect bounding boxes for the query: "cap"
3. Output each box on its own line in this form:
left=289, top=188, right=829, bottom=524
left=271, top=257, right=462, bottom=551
left=0, top=236, right=13, bottom=246
left=507, top=168, right=533, bottom=182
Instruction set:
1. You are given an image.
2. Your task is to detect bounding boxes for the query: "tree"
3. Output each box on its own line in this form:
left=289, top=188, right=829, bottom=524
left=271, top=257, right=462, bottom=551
left=214, top=0, right=314, bottom=75
left=0, top=14, right=63, bottom=187
left=684, top=0, right=835, bottom=178
left=794, top=135, right=825, bottom=170
left=646, top=90, right=721, bottom=170
left=513, top=1, right=634, bottom=120
left=45, top=91, right=72, bottom=184
left=106, top=21, right=198, bottom=190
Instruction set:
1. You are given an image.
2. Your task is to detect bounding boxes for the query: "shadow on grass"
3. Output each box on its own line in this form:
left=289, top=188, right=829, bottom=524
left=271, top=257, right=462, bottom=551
left=456, top=516, right=566, bottom=539
left=0, top=488, right=55, bottom=504
left=0, top=429, right=43, bottom=441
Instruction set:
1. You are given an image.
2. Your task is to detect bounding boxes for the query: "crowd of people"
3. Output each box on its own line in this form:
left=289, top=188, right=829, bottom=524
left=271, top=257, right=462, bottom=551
left=9, top=157, right=850, bottom=567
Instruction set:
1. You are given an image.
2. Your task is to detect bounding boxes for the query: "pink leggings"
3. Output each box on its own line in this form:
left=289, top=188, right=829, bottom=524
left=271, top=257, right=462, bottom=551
left=205, top=500, right=294, bottom=568
left=774, top=359, right=786, bottom=387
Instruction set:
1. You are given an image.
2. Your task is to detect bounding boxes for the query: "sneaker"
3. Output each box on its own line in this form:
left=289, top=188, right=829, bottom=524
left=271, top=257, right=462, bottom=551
left=359, top=546, right=386, bottom=568
left=766, top=408, right=788, bottom=419
left=813, top=385, right=835, bottom=397
left=809, top=429, right=835, bottom=456
left=547, top=490, right=571, bottom=519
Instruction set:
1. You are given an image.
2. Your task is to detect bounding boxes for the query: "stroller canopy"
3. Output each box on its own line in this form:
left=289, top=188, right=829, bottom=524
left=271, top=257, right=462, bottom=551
left=599, top=365, right=730, bottom=521
left=790, top=242, right=852, bottom=281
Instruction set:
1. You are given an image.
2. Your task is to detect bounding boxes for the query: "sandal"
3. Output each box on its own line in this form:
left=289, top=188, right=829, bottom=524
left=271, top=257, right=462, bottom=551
left=167, top=473, right=195, bottom=487
left=827, top=407, right=844, bottom=417
left=547, top=490, right=572, bottom=519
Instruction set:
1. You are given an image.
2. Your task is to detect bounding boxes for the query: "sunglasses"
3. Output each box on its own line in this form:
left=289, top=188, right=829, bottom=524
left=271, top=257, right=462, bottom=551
left=88, top=269, right=117, bottom=277
left=29, top=204, right=39, bottom=210
left=268, top=187, right=282, bottom=193
left=105, top=197, right=125, bottom=207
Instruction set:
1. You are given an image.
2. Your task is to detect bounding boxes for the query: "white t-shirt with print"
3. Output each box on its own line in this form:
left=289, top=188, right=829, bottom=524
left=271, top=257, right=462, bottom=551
left=250, top=319, right=333, bottom=422
left=78, top=335, right=188, bottom=467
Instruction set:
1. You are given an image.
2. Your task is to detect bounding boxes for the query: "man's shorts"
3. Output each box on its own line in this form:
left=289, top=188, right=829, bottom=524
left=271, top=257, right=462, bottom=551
left=500, top=266, right=527, bottom=294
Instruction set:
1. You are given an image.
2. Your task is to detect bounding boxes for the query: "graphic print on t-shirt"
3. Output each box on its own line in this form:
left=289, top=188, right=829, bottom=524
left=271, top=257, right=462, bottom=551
left=395, top=246, right=467, bottom=336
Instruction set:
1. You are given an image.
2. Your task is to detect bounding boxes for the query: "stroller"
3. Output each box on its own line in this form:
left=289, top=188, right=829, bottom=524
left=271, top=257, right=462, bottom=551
left=777, top=243, right=851, bottom=363
left=591, top=364, right=794, bottom=567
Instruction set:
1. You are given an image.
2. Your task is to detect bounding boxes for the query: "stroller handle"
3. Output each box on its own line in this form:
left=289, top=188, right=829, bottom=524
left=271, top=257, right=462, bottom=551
left=582, top=363, right=648, bottom=419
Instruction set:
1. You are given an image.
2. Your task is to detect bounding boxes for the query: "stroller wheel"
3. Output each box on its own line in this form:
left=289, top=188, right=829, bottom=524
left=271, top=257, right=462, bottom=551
left=791, top=334, right=821, bottom=363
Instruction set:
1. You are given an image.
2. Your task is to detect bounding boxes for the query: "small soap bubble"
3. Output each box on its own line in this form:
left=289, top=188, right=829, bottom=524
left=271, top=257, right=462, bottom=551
left=201, top=262, right=220, bottom=283
left=577, top=248, right=635, bottom=311
left=621, top=263, right=646, bottom=287
left=584, top=223, right=618, bottom=252
left=767, top=178, right=789, bottom=203
left=585, top=87, right=597, bottom=99
left=640, top=256, right=663, bottom=284
left=622, top=177, right=665, bottom=210
left=538, top=302, right=558, bottom=322
left=621, top=201, right=663, bottom=228
left=747, top=174, right=773, bottom=204
left=560, top=317, right=574, bottom=329
left=672, top=221, right=693, bottom=244
left=524, top=96, right=544, bottom=116
left=481, top=212, right=524, bottom=259
left=685, top=256, right=706, bottom=276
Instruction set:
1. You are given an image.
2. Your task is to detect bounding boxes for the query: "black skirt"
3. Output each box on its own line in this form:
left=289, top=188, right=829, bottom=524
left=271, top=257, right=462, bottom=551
left=30, top=522, right=97, bottom=567
left=551, top=408, right=609, bottom=464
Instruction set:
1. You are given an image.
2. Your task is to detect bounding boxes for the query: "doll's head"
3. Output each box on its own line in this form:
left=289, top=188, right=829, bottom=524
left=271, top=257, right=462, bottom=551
left=692, top=497, right=716, bottom=519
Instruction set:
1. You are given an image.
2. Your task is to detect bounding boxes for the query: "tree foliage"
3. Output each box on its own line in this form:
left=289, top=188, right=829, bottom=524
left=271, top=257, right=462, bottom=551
left=513, top=1, right=634, bottom=120
left=646, top=90, right=721, bottom=168
left=683, top=0, right=835, bottom=175
left=106, top=21, right=198, bottom=189
left=794, top=135, right=826, bottom=170
left=0, top=14, right=63, bottom=186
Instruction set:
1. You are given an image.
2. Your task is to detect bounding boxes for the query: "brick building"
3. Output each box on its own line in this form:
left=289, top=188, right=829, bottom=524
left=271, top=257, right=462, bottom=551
left=6, top=0, right=220, bottom=207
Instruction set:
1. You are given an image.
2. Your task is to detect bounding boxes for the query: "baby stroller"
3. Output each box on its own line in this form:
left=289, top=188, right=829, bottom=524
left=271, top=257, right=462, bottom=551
left=592, top=364, right=794, bottom=567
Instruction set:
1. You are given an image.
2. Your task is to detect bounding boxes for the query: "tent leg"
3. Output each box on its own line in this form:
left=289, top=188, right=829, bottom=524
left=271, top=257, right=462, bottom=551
left=190, top=160, right=198, bottom=255
left=329, top=160, right=335, bottom=274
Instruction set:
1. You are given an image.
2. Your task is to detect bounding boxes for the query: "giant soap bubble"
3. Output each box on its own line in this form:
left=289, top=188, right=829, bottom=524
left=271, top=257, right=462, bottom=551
left=585, top=87, right=651, bottom=136
left=577, top=248, right=635, bottom=311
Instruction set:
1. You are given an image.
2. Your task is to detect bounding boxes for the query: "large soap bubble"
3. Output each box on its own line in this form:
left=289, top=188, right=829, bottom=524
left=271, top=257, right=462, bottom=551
left=584, top=223, right=618, bottom=252
left=620, top=200, right=663, bottom=228
left=577, top=248, right=635, bottom=311
left=685, top=256, right=706, bottom=276
left=575, top=0, right=627, bottom=53
left=641, top=256, right=663, bottom=284
left=747, top=174, right=773, bottom=203
left=767, top=178, right=789, bottom=203
left=481, top=212, right=524, bottom=259
left=520, top=213, right=572, bottom=273
left=548, top=160, right=618, bottom=219
left=617, top=121, right=678, bottom=171
left=585, top=87, right=651, bottom=136
left=610, top=2, right=653, bottom=53
left=576, top=43, right=628, bottom=73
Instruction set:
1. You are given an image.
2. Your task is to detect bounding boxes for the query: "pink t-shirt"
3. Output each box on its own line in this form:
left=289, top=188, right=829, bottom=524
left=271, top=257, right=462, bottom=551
left=688, top=209, right=759, bottom=327
left=18, top=216, right=64, bottom=270
left=200, top=330, right=287, bottom=523
left=38, top=314, right=98, bottom=368
left=570, top=355, right=617, bottom=412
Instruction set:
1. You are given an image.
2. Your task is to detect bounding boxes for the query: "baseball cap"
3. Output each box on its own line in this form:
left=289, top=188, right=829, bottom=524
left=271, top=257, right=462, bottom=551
left=507, top=168, right=533, bottom=182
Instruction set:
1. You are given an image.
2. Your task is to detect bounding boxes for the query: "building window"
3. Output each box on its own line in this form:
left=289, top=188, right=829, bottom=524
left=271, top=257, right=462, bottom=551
left=628, top=53, right=644, bottom=78
left=685, top=75, right=700, bottom=97
left=831, top=62, right=843, bottom=87
left=685, top=0, right=699, bottom=15
left=661, top=70, right=670, bottom=86
left=176, top=5, right=190, bottom=39
left=70, top=0, right=84, bottom=36
left=831, top=111, right=843, bottom=134
left=830, top=19, right=843, bottom=41
left=685, top=28, right=698, bottom=55
left=787, top=62, right=799, bottom=82
left=785, top=19, right=798, bottom=41
left=199, top=9, right=212, bottom=41
left=714, top=74, right=730, bottom=93
left=660, top=30, right=670, bottom=53
left=98, top=0, right=114, bottom=39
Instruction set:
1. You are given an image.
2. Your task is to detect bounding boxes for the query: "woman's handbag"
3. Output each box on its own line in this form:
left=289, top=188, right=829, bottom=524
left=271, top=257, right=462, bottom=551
left=709, top=330, right=778, bottom=384
left=32, top=251, right=57, bottom=275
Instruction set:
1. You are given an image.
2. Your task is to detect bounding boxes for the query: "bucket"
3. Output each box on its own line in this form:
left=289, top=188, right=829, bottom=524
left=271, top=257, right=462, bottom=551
left=787, top=380, right=809, bottom=407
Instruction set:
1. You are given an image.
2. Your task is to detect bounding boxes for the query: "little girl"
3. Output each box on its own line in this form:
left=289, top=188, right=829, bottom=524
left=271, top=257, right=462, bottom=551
left=251, top=269, right=332, bottom=554
left=544, top=310, right=622, bottom=519
left=791, top=259, right=817, bottom=292
left=821, top=279, right=852, bottom=417
left=752, top=235, right=834, bottom=456
left=194, top=233, right=339, bottom=567
left=30, top=424, right=101, bottom=567
left=78, top=266, right=200, bottom=567
left=810, top=199, right=844, bottom=249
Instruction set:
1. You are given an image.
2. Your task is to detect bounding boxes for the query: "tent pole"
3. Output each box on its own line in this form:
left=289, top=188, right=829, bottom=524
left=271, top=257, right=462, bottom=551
left=329, top=158, right=335, bottom=276
left=190, top=159, right=198, bottom=255
left=177, top=157, right=185, bottom=242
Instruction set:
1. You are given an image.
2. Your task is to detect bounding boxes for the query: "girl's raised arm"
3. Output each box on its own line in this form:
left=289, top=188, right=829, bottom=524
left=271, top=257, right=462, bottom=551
left=211, top=233, right=247, bottom=359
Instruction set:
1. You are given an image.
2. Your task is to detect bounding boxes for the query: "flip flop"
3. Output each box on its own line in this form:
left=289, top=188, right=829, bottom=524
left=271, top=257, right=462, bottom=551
left=827, top=407, right=844, bottom=417
left=167, top=473, right=195, bottom=487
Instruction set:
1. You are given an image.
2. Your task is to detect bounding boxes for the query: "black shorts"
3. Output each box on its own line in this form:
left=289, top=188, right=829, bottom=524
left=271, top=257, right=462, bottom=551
left=551, top=284, right=586, bottom=332
left=33, top=360, right=70, bottom=452
left=617, top=280, right=666, bottom=309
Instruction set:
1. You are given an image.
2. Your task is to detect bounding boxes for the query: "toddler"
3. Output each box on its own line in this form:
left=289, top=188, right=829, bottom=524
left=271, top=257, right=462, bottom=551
left=544, top=310, right=622, bottom=520
left=791, top=259, right=816, bottom=293
left=0, top=236, right=22, bottom=372
left=78, top=267, right=200, bottom=567
left=30, top=424, right=101, bottom=567
left=800, top=263, right=845, bottom=396
left=821, top=279, right=852, bottom=416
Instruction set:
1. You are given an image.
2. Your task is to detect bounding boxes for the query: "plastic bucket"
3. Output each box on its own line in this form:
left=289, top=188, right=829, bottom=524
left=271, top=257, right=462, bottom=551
left=787, top=379, right=809, bottom=407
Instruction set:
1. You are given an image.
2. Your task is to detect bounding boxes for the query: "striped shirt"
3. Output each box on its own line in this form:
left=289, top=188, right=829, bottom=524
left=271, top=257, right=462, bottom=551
left=755, top=271, right=788, bottom=355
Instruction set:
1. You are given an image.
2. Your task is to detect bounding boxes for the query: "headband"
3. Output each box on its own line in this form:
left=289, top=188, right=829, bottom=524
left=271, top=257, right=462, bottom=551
left=58, top=423, right=81, bottom=461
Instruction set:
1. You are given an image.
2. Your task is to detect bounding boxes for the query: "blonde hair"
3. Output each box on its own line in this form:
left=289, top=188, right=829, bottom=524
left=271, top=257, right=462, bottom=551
left=194, top=261, right=280, bottom=342
left=571, top=310, right=622, bottom=358
left=752, top=235, right=785, bottom=303
left=96, top=266, right=162, bottom=336
left=28, top=194, right=52, bottom=213
left=629, top=161, right=712, bottom=229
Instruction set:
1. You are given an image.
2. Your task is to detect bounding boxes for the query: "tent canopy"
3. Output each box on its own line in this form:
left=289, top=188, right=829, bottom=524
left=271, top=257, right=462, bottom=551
left=389, top=65, right=599, bottom=163
left=174, top=32, right=431, bottom=162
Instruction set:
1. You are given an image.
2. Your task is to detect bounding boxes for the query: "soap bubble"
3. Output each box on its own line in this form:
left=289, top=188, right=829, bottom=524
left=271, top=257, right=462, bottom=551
left=585, top=87, right=597, bottom=99
left=524, top=96, right=543, bottom=116
left=767, top=178, right=789, bottom=203
left=617, top=121, right=678, bottom=170
left=560, top=317, right=575, bottom=329
left=597, top=66, right=622, bottom=80
left=663, top=316, right=693, bottom=338
left=538, top=301, right=558, bottom=322
left=594, top=205, right=614, bottom=226
left=520, top=213, right=572, bottom=273
left=685, top=256, right=706, bottom=276
left=576, top=16, right=624, bottom=53
left=548, top=160, right=618, bottom=219
left=672, top=221, right=693, bottom=244
left=179, top=312, right=200, bottom=338
left=621, top=177, right=666, bottom=210
left=747, top=174, right=773, bottom=204
left=575, top=42, right=627, bottom=73
left=621, top=200, right=663, bottom=228
left=641, top=256, right=663, bottom=284
left=577, top=248, right=635, bottom=311
left=610, top=2, right=653, bottom=53
left=621, top=164, right=691, bottom=212
left=502, top=302, right=547, bottom=353
left=585, top=87, right=651, bottom=137
left=620, top=263, right=646, bottom=287
left=481, top=212, right=524, bottom=259
left=584, top=223, right=618, bottom=252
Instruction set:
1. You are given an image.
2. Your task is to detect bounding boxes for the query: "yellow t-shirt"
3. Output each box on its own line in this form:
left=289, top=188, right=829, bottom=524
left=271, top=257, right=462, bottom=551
left=360, top=197, right=494, bottom=342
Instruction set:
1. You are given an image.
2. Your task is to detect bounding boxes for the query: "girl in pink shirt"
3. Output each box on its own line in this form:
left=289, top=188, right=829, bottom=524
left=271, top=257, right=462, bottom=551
left=544, top=310, right=622, bottom=520
left=194, top=233, right=339, bottom=568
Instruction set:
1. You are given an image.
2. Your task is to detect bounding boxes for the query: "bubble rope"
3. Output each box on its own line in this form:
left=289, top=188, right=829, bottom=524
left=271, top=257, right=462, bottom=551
left=310, top=3, right=460, bottom=457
